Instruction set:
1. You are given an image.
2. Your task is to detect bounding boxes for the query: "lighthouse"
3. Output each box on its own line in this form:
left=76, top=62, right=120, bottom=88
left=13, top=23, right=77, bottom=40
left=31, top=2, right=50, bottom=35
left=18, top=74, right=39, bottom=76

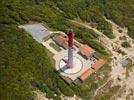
left=67, top=30, right=75, bottom=68
left=59, top=30, right=82, bottom=74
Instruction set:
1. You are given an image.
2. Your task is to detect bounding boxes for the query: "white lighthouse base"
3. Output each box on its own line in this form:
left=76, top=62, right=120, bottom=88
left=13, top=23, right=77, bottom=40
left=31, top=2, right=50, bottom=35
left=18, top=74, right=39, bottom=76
left=59, top=56, right=82, bottom=74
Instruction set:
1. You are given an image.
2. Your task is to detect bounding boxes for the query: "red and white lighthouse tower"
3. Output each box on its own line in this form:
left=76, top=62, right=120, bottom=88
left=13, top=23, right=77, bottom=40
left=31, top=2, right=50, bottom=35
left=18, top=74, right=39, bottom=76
left=67, top=30, right=75, bottom=68
left=59, top=30, right=82, bottom=74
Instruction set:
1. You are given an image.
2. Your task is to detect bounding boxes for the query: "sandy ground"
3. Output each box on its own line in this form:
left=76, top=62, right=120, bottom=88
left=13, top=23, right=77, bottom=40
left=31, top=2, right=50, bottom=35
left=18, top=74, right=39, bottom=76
left=34, top=90, right=50, bottom=100
left=34, top=90, right=81, bottom=100
left=71, top=18, right=134, bottom=100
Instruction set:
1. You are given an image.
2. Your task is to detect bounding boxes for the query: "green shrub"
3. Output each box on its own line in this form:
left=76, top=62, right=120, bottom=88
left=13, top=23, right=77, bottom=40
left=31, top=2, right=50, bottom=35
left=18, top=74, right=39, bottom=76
left=118, top=29, right=122, bottom=33
left=121, top=41, right=130, bottom=48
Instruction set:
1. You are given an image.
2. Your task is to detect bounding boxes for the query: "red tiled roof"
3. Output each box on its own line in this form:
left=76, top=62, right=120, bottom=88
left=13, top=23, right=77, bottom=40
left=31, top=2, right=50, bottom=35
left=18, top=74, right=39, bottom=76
left=53, top=34, right=68, bottom=49
left=79, top=59, right=105, bottom=81
left=79, top=44, right=95, bottom=58
left=79, top=68, right=94, bottom=81
left=91, top=59, right=105, bottom=71
left=62, top=40, right=68, bottom=49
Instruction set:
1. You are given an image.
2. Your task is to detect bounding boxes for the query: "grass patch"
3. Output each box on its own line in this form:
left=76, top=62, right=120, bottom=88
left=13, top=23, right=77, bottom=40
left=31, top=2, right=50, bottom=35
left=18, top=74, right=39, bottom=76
left=45, top=47, right=55, bottom=68
left=49, top=42, right=61, bottom=52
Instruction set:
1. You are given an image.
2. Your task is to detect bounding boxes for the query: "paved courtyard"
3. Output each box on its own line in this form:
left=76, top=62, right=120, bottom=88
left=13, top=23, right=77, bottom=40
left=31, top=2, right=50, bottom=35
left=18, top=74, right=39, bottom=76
left=53, top=45, right=94, bottom=81
left=19, top=24, right=50, bottom=42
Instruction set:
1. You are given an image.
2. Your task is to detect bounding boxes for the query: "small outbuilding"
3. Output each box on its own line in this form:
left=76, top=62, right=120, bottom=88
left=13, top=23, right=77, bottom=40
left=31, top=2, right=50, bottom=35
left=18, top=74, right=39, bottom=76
left=91, top=59, right=105, bottom=71
left=79, top=44, right=95, bottom=59
left=79, top=68, right=95, bottom=81
left=52, top=34, right=68, bottom=49
left=79, top=59, right=105, bottom=81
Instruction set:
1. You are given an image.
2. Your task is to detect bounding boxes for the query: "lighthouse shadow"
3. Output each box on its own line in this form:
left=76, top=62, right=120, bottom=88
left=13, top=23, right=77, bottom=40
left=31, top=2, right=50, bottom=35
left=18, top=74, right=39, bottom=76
left=58, top=65, right=68, bottom=73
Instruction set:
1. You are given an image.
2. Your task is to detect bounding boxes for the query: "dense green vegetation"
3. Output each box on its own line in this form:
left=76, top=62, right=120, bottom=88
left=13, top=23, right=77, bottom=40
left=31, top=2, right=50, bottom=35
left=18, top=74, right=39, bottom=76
left=1, top=0, right=133, bottom=99
left=0, top=25, right=74, bottom=100
left=105, top=0, right=134, bottom=38
left=50, top=0, right=114, bottom=38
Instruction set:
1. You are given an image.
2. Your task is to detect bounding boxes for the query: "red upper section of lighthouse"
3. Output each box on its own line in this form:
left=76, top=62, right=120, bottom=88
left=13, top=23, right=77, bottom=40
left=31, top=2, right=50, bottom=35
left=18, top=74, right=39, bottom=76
left=68, top=31, right=75, bottom=47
